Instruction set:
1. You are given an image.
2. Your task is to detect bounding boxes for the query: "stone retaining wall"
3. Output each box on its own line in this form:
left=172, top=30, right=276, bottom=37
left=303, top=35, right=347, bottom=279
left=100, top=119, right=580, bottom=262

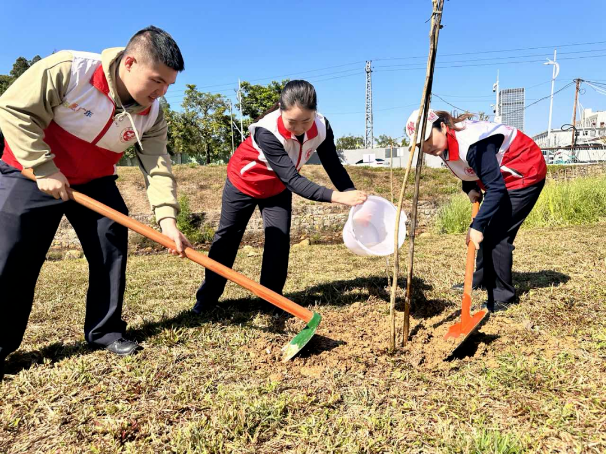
left=50, top=163, right=604, bottom=250
left=51, top=201, right=438, bottom=249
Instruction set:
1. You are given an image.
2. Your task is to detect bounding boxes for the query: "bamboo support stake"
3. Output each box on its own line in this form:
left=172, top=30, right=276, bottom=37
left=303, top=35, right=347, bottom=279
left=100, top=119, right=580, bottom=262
left=389, top=0, right=445, bottom=351
left=390, top=141, right=395, bottom=204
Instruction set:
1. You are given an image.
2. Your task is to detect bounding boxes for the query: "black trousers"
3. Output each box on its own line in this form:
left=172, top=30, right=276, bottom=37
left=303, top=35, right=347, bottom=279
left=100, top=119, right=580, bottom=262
left=473, top=179, right=545, bottom=304
left=196, top=178, right=292, bottom=306
left=0, top=161, right=128, bottom=360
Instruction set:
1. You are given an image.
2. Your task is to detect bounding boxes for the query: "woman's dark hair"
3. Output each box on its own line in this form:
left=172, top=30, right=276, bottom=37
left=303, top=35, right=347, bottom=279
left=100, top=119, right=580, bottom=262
left=254, top=80, right=317, bottom=122
left=432, top=110, right=475, bottom=132
left=279, top=80, right=317, bottom=111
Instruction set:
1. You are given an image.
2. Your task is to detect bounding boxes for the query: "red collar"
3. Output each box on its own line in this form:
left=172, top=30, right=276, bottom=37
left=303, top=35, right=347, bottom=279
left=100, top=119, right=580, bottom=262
left=277, top=116, right=292, bottom=139
left=277, top=115, right=319, bottom=141
left=445, top=129, right=459, bottom=161
left=91, top=65, right=110, bottom=95
left=306, top=121, right=318, bottom=140
left=90, top=65, right=151, bottom=116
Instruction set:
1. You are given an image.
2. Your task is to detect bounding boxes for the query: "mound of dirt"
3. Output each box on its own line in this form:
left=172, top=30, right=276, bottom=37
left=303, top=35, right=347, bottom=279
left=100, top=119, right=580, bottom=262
left=242, top=294, right=530, bottom=378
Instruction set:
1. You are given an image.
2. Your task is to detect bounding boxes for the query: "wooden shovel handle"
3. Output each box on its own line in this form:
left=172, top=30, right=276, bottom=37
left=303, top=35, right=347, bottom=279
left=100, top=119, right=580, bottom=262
left=463, top=202, right=480, bottom=298
left=22, top=169, right=314, bottom=322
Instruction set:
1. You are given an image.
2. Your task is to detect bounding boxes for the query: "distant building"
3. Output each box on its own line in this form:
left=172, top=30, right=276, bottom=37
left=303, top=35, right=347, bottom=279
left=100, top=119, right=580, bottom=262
left=533, top=109, right=606, bottom=147
left=307, top=147, right=444, bottom=168
left=499, top=88, right=525, bottom=131
left=577, top=108, right=606, bottom=129
left=532, top=108, right=606, bottom=164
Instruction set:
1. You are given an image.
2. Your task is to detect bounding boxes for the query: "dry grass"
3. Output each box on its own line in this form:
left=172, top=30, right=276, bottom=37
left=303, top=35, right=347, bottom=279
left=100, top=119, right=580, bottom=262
left=1, top=223, right=605, bottom=453
left=115, top=165, right=458, bottom=215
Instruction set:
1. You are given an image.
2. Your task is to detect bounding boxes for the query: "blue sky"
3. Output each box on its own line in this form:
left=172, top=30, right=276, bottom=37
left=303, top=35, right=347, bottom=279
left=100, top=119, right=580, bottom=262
left=2, top=0, right=605, bottom=140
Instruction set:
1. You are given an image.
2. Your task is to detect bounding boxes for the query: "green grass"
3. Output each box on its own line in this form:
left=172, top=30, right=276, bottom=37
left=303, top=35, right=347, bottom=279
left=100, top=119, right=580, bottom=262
left=2, top=223, right=606, bottom=452
left=435, top=176, right=606, bottom=234
left=524, top=176, right=606, bottom=228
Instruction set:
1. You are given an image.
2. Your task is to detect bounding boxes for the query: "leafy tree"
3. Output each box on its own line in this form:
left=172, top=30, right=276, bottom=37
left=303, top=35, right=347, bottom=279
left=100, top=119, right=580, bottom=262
left=0, top=75, right=11, bottom=97
left=478, top=111, right=490, bottom=121
left=238, top=79, right=289, bottom=120
left=400, top=128, right=411, bottom=147
left=1, top=55, right=44, bottom=97
left=160, top=97, right=180, bottom=156
left=181, top=85, right=232, bottom=164
left=336, top=135, right=365, bottom=150
left=9, top=57, right=31, bottom=79
left=375, top=134, right=399, bottom=147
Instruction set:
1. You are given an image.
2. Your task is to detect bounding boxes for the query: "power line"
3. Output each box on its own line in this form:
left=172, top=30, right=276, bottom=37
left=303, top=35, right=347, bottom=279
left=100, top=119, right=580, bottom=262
left=375, top=47, right=606, bottom=69
left=585, top=81, right=606, bottom=96
left=161, top=40, right=606, bottom=100
left=325, top=102, right=420, bottom=116
left=508, top=82, right=576, bottom=115
left=374, top=53, right=606, bottom=72
left=163, top=69, right=365, bottom=101
left=373, top=39, right=606, bottom=61
left=431, top=94, right=467, bottom=112
left=432, top=82, right=575, bottom=116
left=163, top=64, right=364, bottom=97
left=435, top=80, right=556, bottom=99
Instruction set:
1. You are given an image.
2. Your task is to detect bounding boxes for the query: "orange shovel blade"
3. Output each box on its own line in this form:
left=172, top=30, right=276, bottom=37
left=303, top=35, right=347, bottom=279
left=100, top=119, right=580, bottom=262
left=444, top=309, right=489, bottom=340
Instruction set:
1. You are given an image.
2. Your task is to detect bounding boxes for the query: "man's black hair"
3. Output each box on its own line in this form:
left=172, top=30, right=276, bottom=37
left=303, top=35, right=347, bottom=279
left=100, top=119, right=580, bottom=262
left=125, top=26, right=184, bottom=72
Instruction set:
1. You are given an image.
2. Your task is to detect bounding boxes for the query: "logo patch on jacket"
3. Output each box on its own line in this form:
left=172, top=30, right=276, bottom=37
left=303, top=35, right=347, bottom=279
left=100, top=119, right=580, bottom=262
left=62, top=101, right=93, bottom=118
left=305, top=148, right=314, bottom=161
left=464, top=167, right=476, bottom=176
left=120, top=127, right=136, bottom=143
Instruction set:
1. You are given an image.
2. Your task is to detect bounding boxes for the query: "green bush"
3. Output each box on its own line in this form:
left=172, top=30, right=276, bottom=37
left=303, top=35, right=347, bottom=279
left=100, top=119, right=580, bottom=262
left=177, top=195, right=215, bottom=244
left=435, top=193, right=472, bottom=234
left=525, top=177, right=606, bottom=228
left=435, top=176, right=606, bottom=234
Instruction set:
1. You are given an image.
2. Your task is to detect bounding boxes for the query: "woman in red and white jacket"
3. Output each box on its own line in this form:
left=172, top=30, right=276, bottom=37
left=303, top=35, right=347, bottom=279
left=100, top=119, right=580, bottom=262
left=406, top=109, right=547, bottom=312
left=193, top=80, right=367, bottom=313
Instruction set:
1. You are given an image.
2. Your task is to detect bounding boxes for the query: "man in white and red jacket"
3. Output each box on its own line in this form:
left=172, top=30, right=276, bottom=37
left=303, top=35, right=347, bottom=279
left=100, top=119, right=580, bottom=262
left=407, top=109, right=547, bottom=312
left=0, top=26, right=191, bottom=380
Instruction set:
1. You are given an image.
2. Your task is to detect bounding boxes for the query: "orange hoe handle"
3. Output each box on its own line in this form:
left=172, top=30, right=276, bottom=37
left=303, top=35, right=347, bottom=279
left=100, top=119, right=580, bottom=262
left=22, top=169, right=315, bottom=323
left=462, top=201, right=481, bottom=300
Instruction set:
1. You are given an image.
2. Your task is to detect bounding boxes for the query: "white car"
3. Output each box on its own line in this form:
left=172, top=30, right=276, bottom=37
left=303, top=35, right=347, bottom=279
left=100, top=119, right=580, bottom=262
left=353, top=158, right=390, bottom=167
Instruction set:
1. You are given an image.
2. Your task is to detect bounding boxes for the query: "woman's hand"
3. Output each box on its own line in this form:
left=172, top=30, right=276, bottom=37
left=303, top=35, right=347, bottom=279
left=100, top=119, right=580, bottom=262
left=331, top=190, right=368, bottom=206
left=466, top=227, right=484, bottom=250
left=467, top=189, right=483, bottom=203
left=159, top=218, right=193, bottom=258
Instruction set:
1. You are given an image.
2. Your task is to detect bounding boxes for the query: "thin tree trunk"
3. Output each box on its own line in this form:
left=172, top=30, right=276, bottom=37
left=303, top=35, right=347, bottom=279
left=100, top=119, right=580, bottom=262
left=389, top=0, right=445, bottom=351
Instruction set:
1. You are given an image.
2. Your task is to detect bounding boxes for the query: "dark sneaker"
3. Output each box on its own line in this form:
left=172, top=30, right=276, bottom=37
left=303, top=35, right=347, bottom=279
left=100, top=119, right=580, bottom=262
left=105, top=338, right=140, bottom=356
left=192, top=299, right=218, bottom=314
left=480, top=301, right=510, bottom=313
left=451, top=283, right=484, bottom=291
left=192, top=301, right=204, bottom=314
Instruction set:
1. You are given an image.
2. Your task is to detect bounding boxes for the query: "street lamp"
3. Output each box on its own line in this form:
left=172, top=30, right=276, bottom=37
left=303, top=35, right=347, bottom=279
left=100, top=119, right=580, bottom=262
left=544, top=50, right=560, bottom=146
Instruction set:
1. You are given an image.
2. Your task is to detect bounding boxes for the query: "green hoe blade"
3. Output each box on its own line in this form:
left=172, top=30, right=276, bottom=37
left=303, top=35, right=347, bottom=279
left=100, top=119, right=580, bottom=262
left=281, top=312, right=322, bottom=362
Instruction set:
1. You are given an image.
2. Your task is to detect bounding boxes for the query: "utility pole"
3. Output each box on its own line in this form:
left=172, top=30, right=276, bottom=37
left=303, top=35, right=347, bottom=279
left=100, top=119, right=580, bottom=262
left=571, top=78, right=582, bottom=159
left=238, top=79, right=244, bottom=143
left=227, top=100, right=235, bottom=155
left=364, top=61, right=373, bottom=149
left=492, top=71, right=501, bottom=123
left=544, top=50, right=559, bottom=146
